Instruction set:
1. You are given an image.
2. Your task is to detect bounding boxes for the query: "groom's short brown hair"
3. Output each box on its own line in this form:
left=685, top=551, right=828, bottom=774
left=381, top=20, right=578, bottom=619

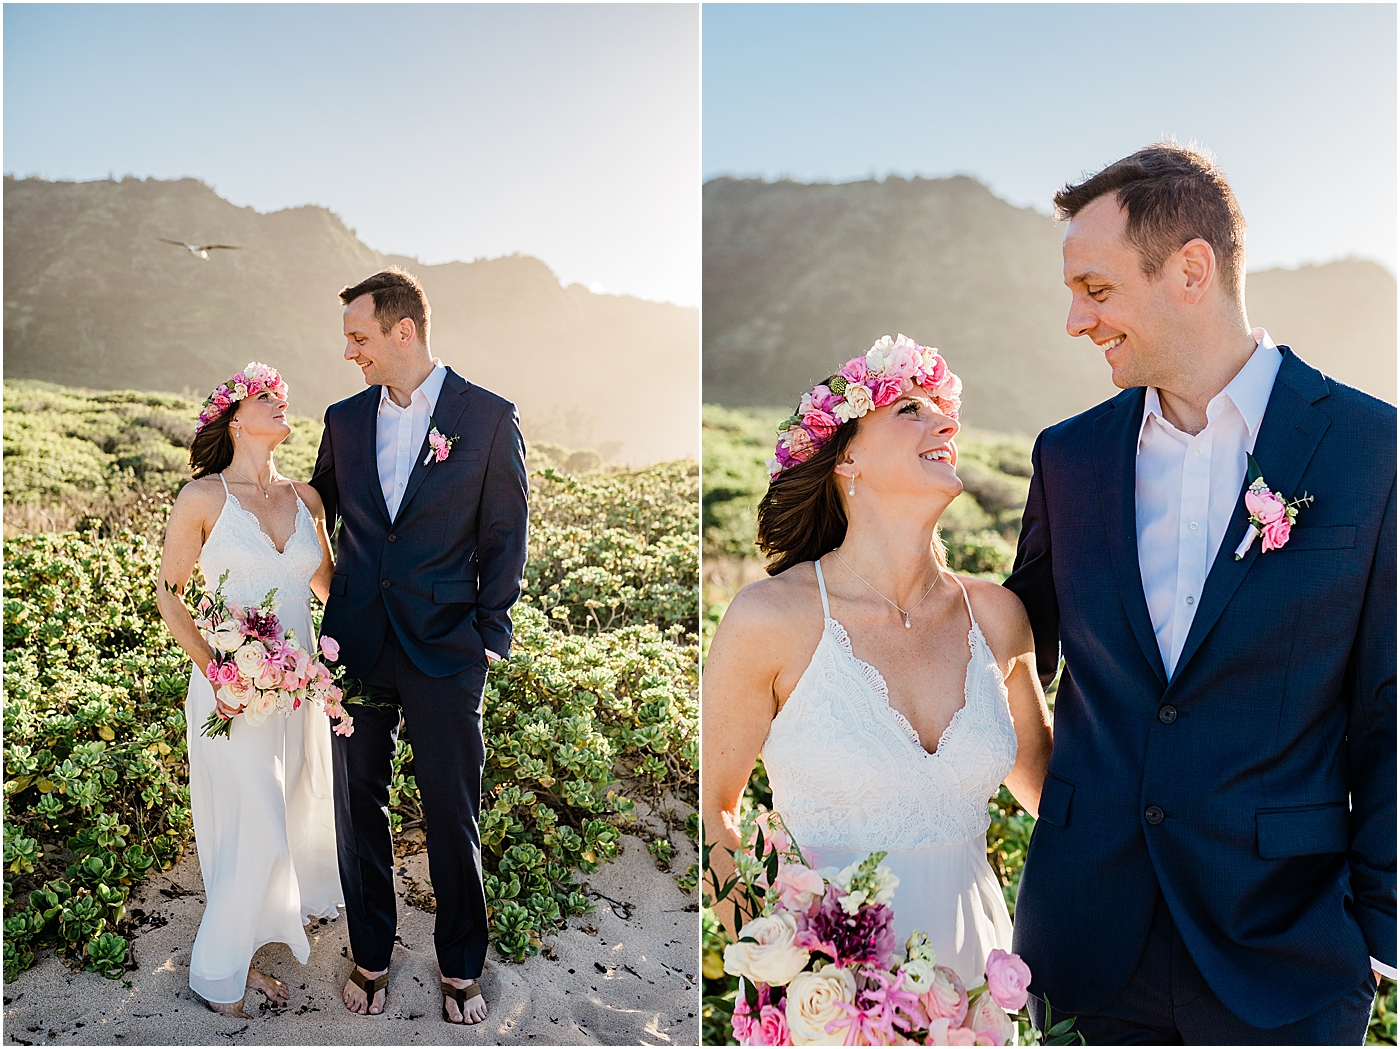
left=339, top=267, right=431, bottom=348
left=1054, top=143, right=1247, bottom=300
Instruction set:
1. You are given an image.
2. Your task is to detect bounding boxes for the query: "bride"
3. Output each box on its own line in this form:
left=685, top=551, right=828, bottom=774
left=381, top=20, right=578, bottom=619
left=702, top=336, right=1053, bottom=990
left=156, top=363, right=342, bottom=1016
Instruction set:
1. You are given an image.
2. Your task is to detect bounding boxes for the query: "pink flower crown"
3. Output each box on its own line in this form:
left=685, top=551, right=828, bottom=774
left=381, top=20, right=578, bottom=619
left=768, top=335, right=962, bottom=479
left=196, top=362, right=289, bottom=434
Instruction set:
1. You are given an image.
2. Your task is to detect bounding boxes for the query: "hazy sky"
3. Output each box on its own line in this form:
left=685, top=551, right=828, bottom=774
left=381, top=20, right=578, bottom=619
left=5, top=4, right=700, bottom=306
left=704, top=4, right=1397, bottom=274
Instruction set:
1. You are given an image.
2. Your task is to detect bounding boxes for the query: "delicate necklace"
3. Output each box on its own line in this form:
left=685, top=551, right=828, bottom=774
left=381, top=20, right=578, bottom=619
left=226, top=469, right=280, bottom=500
left=831, top=550, right=941, bottom=629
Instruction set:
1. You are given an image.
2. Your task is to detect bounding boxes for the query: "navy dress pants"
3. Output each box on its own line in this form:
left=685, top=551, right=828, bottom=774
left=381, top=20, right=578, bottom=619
left=331, top=628, right=490, bottom=979
left=1033, top=891, right=1376, bottom=1045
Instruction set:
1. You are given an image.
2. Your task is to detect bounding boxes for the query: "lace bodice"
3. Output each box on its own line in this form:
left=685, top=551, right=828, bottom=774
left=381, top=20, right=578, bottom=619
left=199, top=476, right=321, bottom=611
left=763, top=560, right=1018, bottom=852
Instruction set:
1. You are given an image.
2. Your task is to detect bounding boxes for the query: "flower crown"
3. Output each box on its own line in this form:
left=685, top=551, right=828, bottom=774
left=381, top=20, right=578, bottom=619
left=767, top=335, right=962, bottom=479
left=196, top=362, right=289, bottom=434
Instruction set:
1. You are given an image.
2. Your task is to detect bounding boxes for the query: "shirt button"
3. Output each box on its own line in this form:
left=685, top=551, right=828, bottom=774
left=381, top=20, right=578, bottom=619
left=1189, top=521, right=1198, bottom=531
left=398, top=482, right=404, bottom=489
left=1145, top=805, right=1165, bottom=825
left=1158, top=705, right=1178, bottom=724
left=1186, top=596, right=1195, bottom=606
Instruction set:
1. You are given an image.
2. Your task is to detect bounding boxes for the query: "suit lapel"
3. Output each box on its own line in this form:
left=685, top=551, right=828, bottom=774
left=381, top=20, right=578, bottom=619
left=1093, top=388, right=1170, bottom=689
left=1165, top=349, right=1330, bottom=686
left=362, top=387, right=392, bottom=526
left=392, top=368, right=472, bottom=524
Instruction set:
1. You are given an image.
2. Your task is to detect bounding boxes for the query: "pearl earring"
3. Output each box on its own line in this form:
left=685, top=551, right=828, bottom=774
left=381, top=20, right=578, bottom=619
left=848, top=477, right=855, bottom=497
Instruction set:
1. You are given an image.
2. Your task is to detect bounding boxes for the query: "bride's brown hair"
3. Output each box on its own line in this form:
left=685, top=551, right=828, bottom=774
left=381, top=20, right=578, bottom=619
left=188, top=402, right=241, bottom=479
left=756, top=381, right=948, bottom=577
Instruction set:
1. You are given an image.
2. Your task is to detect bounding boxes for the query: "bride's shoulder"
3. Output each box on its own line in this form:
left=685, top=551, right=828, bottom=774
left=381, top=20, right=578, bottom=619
left=174, top=475, right=226, bottom=510
left=289, top=480, right=324, bottom=515
left=957, top=575, right=1033, bottom=658
left=720, top=562, right=823, bottom=640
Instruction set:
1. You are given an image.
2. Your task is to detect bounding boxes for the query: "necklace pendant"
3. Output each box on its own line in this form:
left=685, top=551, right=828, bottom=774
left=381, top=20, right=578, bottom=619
left=904, top=614, right=911, bottom=629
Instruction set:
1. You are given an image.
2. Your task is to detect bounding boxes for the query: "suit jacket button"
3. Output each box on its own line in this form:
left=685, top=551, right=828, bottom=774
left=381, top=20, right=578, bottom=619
left=1145, top=805, right=1165, bottom=825
left=1158, top=705, right=1178, bottom=724
left=387, top=533, right=398, bottom=543
left=381, top=580, right=392, bottom=589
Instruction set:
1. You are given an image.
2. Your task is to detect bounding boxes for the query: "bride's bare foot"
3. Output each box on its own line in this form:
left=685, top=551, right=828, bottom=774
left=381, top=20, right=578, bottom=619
left=342, top=966, right=388, bottom=1015
left=204, top=997, right=253, bottom=1019
left=247, top=968, right=290, bottom=1007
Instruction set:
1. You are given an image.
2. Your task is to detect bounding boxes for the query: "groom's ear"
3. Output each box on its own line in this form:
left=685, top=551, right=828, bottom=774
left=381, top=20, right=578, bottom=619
left=391, top=315, right=418, bottom=347
left=1175, top=238, right=1217, bottom=306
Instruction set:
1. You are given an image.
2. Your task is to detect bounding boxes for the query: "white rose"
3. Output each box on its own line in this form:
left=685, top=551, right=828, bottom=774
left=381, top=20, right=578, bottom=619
left=722, top=910, right=809, bottom=987
left=233, top=382, right=249, bottom=399
left=785, top=966, right=857, bottom=1045
left=233, top=640, right=266, bottom=677
left=842, top=384, right=874, bottom=417
left=241, top=687, right=281, bottom=728
left=767, top=457, right=783, bottom=478
left=966, top=993, right=1016, bottom=1046
left=832, top=401, right=857, bottom=423
left=215, top=685, right=243, bottom=712
left=211, top=623, right=244, bottom=653
left=253, top=660, right=283, bottom=690
left=225, top=677, right=254, bottom=706
left=866, top=336, right=895, bottom=375
left=899, top=957, right=938, bottom=995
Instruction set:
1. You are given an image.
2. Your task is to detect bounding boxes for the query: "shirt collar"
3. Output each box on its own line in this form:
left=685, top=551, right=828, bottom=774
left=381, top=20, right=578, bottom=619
left=378, top=358, right=447, bottom=413
left=1137, top=329, right=1281, bottom=450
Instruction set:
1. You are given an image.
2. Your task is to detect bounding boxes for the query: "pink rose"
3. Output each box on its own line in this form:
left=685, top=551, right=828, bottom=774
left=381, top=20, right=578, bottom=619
left=1244, top=488, right=1287, bottom=525
left=921, top=352, right=948, bottom=389
left=809, top=384, right=841, bottom=414
left=922, top=966, right=968, bottom=1026
left=887, top=343, right=922, bottom=380
left=801, top=408, right=841, bottom=442
left=732, top=996, right=758, bottom=1044
left=984, top=949, right=1031, bottom=1012
left=753, top=1004, right=790, bottom=1046
left=1261, top=517, right=1292, bottom=552
left=775, top=862, right=826, bottom=911
left=319, top=636, right=340, bottom=661
left=871, top=375, right=906, bottom=408
left=927, top=1018, right=978, bottom=1046
left=218, top=661, right=240, bottom=686
left=783, top=427, right=815, bottom=463
left=839, top=357, right=870, bottom=384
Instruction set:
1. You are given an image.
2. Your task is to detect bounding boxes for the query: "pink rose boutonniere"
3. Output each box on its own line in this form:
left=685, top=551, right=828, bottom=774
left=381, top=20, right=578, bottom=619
left=423, top=426, right=459, bottom=465
left=1234, top=453, right=1313, bottom=560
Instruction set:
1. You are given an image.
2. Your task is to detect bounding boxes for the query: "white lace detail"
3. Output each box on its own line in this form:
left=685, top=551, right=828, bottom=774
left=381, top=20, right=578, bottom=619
left=763, top=562, right=1019, bottom=852
left=200, top=483, right=321, bottom=616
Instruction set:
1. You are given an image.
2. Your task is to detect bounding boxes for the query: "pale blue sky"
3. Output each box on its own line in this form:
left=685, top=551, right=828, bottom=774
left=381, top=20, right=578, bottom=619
left=5, top=4, right=700, bottom=306
left=704, top=3, right=1397, bottom=274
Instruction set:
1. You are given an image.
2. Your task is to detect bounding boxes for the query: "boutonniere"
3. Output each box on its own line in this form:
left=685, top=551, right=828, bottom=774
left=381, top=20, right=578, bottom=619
left=1234, top=453, right=1313, bottom=559
left=423, top=426, right=459, bottom=465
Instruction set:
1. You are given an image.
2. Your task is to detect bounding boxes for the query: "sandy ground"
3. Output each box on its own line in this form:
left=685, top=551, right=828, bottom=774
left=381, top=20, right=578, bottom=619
left=3, top=827, right=699, bottom=1047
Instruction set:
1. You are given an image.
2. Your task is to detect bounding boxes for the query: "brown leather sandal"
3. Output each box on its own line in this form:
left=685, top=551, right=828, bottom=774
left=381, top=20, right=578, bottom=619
left=440, top=979, right=485, bottom=1024
left=348, top=968, right=388, bottom=1014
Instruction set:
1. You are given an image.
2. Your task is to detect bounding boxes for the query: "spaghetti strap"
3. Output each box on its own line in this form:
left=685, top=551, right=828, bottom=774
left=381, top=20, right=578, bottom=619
left=217, top=473, right=230, bottom=496
left=814, top=559, right=832, bottom=619
left=950, top=573, right=978, bottom=632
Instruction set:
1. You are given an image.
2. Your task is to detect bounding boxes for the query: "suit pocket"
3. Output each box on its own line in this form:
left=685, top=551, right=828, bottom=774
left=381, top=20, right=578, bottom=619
left=329, top=573, right=348, bottom=597
left=1256, top=802, right=1349, bottom=859
left=1276, top=525, right=1356, bottom=552
left=432, top=578, right=479, bottom=604
left=1037, top=773, right=1075, bottom=828
left=436, top=448, right=481, bottom=466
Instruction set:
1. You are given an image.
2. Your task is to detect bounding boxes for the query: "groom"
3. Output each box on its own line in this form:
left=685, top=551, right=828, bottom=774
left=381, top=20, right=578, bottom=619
left=1005, top=144, right=1395, bottom=1043
left=310, top=267, right=529, bottom=1023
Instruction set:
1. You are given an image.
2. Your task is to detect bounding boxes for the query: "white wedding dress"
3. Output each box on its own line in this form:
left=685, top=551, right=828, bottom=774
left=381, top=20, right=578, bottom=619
left=183, top=475, right=341, bottom=1004
left=762, top=560, right=1016, bottom=988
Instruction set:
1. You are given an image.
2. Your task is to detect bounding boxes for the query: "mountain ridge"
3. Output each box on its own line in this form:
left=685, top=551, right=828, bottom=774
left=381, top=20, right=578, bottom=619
left=4, top=175, right=698, bottom=462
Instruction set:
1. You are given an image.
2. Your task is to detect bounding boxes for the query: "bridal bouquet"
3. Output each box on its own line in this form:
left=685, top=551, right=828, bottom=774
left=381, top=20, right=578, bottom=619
left=707, top=809, right=1081, bottom=1046
left=170, top=572, right=357, bottom=740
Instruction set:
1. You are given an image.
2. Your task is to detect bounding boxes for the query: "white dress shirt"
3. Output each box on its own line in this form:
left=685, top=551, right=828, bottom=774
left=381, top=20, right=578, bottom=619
left=377, top=360, right=447, bottom=521
left=1135, top=330, right=1398, bottom=983
left=1135, top=329, right=1280, bottom=679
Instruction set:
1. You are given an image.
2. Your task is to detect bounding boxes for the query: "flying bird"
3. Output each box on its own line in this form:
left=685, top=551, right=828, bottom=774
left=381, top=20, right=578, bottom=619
left=158, top=238, right=240, bottom=260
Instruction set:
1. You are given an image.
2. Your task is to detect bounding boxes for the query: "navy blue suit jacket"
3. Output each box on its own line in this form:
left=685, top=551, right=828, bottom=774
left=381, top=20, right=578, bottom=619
left=310, top=368, right=529, bottom=680
left=1004, top=348, right=1396, bottom=1027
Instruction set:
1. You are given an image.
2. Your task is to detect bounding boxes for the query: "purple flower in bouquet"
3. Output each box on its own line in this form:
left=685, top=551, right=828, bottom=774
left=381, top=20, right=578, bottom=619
left=241, top=606, right=282, bottom=641
left=798, top=884, right=897, bottom=969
